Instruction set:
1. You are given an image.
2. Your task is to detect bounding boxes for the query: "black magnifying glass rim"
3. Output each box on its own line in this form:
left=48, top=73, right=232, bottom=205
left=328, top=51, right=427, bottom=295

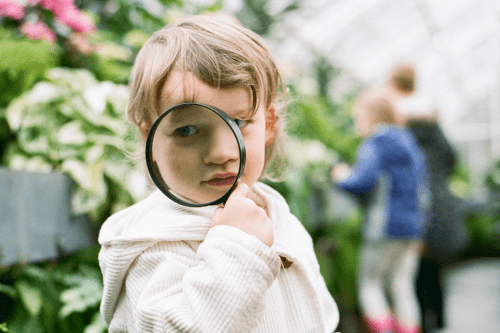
left=145, top=102, right=246, bottom=207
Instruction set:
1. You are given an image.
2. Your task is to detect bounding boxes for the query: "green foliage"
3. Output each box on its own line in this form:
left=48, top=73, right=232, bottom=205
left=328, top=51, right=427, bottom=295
left=464, top=211, right=500, bottom=251
left=264, top=84, right=364, bottom=309
left=0, top=323, right=14, bottom=333
left=237, top=0, right=300, bottom=36
left=0, top=0, right=365, bottom=327
left=485, top=159, right=500, bottom=192
left=0, top=29, right=61, bottom=162
left=314, top=209, right=362, bottom=309
left=3, top=67, right=146, bottom=223
left=478, top=159, right=500, bottom=252
left=286, top=94, right=361, bottom=164
left=0, top=246, right=106, bottom=333
left=267, top=137, right=339, bottom=224
left=78, top=0, right=220, bottom=84
left=0, top=29, right=60, bottom=108
left=265, top=134, right=363, bottom=309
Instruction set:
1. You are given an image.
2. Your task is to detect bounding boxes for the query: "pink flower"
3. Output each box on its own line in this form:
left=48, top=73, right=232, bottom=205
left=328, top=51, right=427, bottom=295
left=38, top=0, right=68, bottom=14
left=21, top=21, right=56, bottom=43
left=38, top=0, right=95, bottom=33
left=0, top=0, right=25, bottom=20
left=55, top=5, right=95, bottom=33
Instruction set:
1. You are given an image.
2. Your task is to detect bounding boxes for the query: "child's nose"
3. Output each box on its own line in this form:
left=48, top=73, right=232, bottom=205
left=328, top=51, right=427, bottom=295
left=203, top=128, right=240, bottom=165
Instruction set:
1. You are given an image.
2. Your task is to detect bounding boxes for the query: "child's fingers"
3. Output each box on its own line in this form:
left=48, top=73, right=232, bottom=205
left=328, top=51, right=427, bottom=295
left=210, top=182, right=274, bottom=246
left=211, top=183, right=250, bottom=224
left=227, top=182, right=250, bottom=201
left=212, top=205, right=224, bottom=222
left=211, top=183, right=249, bottom=225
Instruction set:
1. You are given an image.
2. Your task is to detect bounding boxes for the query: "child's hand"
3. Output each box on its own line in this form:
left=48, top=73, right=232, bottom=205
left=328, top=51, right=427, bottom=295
left=331, top=163, right=351, bottom=182
left=211, top=183, right=274, bottom=247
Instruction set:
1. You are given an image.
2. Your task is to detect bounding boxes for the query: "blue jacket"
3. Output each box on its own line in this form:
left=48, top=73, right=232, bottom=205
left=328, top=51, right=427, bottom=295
left=337, top=125, right=430, bottom=241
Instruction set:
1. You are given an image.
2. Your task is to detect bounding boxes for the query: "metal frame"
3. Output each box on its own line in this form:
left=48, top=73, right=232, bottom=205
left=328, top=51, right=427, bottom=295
left=145, top=103, right=246, bottom=207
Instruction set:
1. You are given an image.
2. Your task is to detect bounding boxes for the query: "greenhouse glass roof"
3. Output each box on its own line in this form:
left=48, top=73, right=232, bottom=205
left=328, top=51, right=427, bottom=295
left=267, top=0, right=499, bottom=140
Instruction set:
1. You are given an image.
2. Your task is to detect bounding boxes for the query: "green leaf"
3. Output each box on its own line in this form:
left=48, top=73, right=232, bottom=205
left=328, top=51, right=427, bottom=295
left=0, top=283, right=17, bottom=298
left=4, top=66, right=141, bottom=222
left=7, top=154, right=53, bottom=173
left=56, top=122, right=87, bottom=145
left=61, top=159, right=106, bottom=194
left=71, top=187, right=106, bottom=216
left=95, top=41, right=132, bottom=62
left=85, top=146, right=105, bottom=164
left=0, top=35, right=60, bottom=107
left=15, top=281, right=43, bottom=316
left=46, top=68, right=98, bottom=93
left=84, top=312, right=108, bottom=333
left=123, top=29, right=150, bottom=49
left=21, top=265, right=51, bottom=282
left=0, top=322, right=14, bottom=333
left=59, top=279, right=102, bottom=318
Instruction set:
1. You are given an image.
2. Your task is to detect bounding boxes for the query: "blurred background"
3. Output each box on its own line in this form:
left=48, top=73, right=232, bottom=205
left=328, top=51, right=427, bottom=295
left=0, top=0, right=499, bottom=332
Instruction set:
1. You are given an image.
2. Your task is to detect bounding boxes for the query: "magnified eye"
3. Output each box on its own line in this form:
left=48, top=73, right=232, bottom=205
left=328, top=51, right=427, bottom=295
left=234, top=119, right=248, bottom=129
left=175, top=125, right=198, bottom=137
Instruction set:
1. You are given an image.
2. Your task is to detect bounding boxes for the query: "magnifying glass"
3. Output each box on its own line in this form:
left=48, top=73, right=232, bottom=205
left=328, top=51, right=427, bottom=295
left=145, top=103, right=246, bottom=207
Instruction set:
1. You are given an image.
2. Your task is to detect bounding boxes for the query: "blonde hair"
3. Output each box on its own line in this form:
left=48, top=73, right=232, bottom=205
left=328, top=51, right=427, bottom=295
left=126, top=14, right=287, bottom=179
left=389, top=63, right=415, bottom=93
left=355, top=89, right=397, bottom=125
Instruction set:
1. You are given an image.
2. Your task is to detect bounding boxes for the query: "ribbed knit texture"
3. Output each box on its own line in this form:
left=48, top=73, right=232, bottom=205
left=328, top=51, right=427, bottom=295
left=98, top=182, right=339, bottom=332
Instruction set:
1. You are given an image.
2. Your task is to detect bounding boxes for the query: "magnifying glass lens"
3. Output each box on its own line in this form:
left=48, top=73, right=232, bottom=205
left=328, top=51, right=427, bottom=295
left=147, top=103, right=245, bottom=207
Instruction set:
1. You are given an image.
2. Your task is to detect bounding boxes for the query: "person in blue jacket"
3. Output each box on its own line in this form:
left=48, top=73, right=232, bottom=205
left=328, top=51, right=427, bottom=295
left=332, top=89, right=430, bottom=333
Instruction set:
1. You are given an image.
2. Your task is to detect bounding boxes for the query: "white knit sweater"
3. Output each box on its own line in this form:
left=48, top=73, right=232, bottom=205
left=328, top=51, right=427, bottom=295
left=98, top=182, right=339, bottom=332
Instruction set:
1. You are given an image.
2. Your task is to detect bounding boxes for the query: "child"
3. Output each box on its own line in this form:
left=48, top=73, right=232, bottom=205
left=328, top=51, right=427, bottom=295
left=98, top=14, right=339, bottom=333
left=386, top=63, right=469, bottom=333
left=331, top=89, right=429, bottom=333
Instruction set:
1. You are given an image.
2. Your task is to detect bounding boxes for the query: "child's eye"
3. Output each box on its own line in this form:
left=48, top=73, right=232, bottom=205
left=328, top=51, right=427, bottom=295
left=233, top=119, right=248, bottom=129
left=175, top=125, right=198, bottom=137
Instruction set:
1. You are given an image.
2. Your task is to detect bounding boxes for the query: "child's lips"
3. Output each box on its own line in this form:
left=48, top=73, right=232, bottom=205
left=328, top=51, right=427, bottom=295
left=203, top=173, right=237, bottom=186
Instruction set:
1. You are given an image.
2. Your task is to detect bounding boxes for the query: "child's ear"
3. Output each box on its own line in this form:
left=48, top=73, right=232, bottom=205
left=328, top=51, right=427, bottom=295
left=140, top=123, right=150, bottom=140
left=265, top=104, right=277, bottom=146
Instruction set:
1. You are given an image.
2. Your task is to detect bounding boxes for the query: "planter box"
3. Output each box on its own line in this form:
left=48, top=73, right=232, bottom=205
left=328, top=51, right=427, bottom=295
left=0, top=168, right=95, bottom=265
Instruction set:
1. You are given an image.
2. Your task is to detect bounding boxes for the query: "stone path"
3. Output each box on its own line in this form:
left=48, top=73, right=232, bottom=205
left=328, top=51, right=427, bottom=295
left=436, top=258, right=500, bottom=333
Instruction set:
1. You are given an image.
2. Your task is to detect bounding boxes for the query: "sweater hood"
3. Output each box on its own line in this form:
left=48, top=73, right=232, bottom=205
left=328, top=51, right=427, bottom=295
left=98, top=182, right=296, bottom=323
left=98, top=182, right=290, bottom=245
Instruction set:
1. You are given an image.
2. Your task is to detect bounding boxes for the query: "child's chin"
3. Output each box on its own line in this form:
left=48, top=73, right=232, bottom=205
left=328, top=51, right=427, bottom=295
left=179, top=188, right=228, bottom=204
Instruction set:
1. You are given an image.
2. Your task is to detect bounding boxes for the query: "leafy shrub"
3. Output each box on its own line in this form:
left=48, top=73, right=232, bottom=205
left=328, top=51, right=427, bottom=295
left=0, top=28, right=61, bottom=161
left=4, top=67, right=149, bottom=223
left=0, top=246, right=106, bottom=333
left=0, top=29, right=60, bottom=108
left=286, top=94, right=361, bottom=163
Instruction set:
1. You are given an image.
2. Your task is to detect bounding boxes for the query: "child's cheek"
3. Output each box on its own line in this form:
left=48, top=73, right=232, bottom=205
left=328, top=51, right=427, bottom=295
left=163, top=148, right=196, bottom=184
left=242, top=133, right=266, bottom=186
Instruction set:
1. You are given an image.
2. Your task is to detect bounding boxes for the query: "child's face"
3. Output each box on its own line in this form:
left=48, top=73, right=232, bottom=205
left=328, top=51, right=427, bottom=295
left=149, top=71, right=273, bottom=203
